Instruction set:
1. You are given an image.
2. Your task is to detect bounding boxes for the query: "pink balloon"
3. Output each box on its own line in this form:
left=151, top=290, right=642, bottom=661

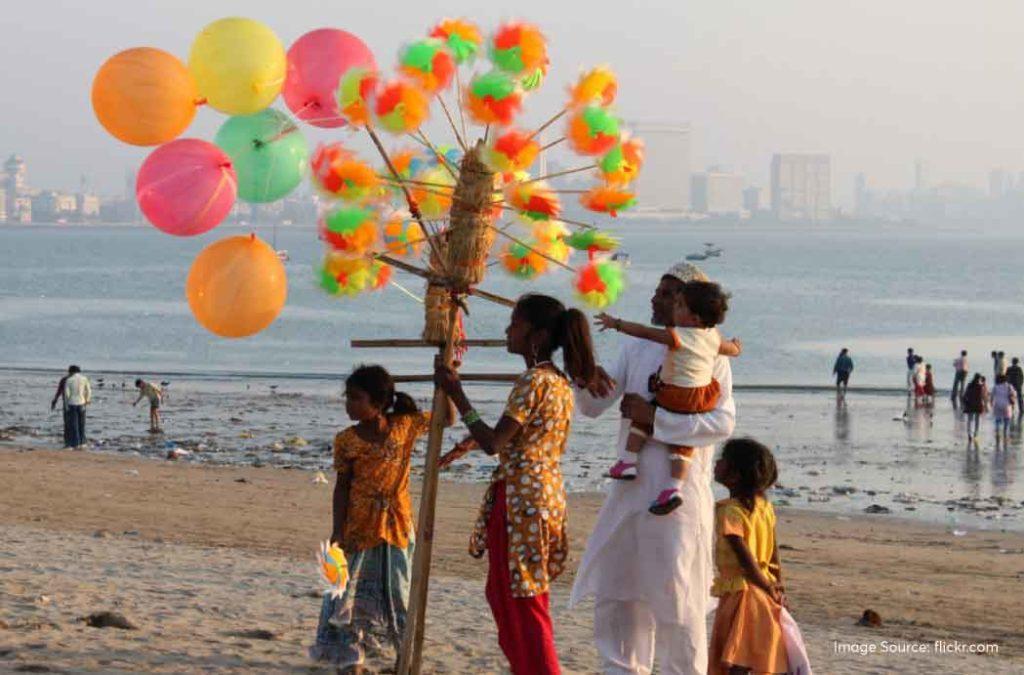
left=136, top=139, right=237, bottom=237
left=283, top=28, right=377, bottom=128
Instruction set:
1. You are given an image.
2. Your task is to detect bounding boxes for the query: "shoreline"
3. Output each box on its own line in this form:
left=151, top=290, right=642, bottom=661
left=1, top=445, right=1022, bottom=673
left=0, top=363, right=930, bottom=393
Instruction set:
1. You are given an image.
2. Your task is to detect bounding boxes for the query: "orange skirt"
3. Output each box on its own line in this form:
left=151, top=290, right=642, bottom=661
left=655, top=378, right=720, bottom=414
left=708, top=586, right=788, bottom=675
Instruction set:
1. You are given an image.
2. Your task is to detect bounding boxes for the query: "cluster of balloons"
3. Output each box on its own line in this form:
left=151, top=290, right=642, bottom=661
left=92, top=18, right=377, bottom=337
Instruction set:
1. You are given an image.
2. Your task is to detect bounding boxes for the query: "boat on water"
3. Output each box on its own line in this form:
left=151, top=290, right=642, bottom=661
left=687, top=242, right=723, bottom=261
left=611, top=252, right=631, bottom=267
left=276, top=250, right=290, bottom=262
left=685, top=252, right=708, bottom=261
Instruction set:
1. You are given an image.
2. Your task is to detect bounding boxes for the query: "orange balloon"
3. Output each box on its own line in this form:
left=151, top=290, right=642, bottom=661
left=186, top=234, right=287, bottom=338
left=92, top=47, right=198, bottom=146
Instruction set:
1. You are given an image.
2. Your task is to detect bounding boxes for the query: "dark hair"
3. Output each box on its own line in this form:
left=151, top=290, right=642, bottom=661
left=840, top=348, right=848, bottom=355
left=69, top=365, right=81, bottom=374
left=908, top=348, right=914, bottom=353
left=346, top=365, right=419, bottom=416
left=681, top=281, right=730, bottom=328
left=925, top=363, right=932, bottom=370
left=721, top=437, right=778, bottom=511
left=914, top=355, right=923, bottom=363
left=961, top=350, right=967, bottom=356
left=134, top=378, right=143, bottom=387
left=1014, top=358, right=1020, bottom=365
left=997, top=374, right=1007, bottom=384
left=514, top=294, right=596, bottom=385
left=999, top=351, right=1005, bottom=357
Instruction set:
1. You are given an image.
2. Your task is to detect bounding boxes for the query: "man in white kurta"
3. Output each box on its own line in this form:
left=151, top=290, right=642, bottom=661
left=570, top=264, right=736, bottom=675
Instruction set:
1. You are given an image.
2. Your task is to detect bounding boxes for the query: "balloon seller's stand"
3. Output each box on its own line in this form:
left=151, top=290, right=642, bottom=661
left=354, top=136, right=519, bottom=675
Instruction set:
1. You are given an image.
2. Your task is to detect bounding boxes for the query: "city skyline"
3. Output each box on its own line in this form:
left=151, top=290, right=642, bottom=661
left=1, top=1, right=1022, bottom=212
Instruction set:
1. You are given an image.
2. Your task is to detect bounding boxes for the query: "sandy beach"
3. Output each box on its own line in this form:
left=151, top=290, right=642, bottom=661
left=1, top=445, right=1022, bottom=673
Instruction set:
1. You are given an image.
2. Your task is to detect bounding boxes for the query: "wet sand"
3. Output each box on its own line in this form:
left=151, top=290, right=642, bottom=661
left=1, top=446, right=1022, bottom=673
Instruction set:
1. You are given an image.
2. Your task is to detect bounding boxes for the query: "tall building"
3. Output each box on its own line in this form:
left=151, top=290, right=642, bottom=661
left=770, top=153, right=831, bottom=223
left=989, top=168, right=1011, bottom=198
left=632, top=123, right=690, bottom=212
left=3, top=154, right=30, bottom=223
left=690, top=168, right=743, bottom=215
left=853, top=173, right=868, bottom=217
left=742, top=186, right=761, bottom=213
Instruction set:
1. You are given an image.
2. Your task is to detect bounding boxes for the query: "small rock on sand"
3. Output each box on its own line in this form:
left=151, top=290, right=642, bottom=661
left=228, top=628, right=276, bottom=640
left=83, top=611, right=137, bottom=630
left=864, top=504, right=891, bottom=514
left=857, top=609, right=883, bottom=627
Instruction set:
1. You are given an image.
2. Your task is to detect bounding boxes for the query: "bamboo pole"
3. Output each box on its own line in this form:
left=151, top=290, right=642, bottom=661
left=393, top=372, right=517, bottom=383
left=351, top=338, right=506, bottom=348
left=526, top=107, right=569, bottom=142
left=397, top=301, right=461, bottom=675
left=469, top=287, right=517, bottom=308
left=540, top=136, right=566, bottom=152
left=416, top=130, right=460, bottom=180
left=520, top=164, right=595, bottom=184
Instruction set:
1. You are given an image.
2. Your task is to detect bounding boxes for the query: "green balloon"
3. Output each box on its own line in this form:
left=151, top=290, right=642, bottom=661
left=214, top=109, right=308, bottom=203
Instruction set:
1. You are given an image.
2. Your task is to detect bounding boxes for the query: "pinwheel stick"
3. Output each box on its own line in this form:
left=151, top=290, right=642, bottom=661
left=527, top=106, right=568, bottom=141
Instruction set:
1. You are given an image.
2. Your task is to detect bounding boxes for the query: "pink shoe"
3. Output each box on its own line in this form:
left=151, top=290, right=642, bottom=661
left=649, top=488, right=683, bottom=515
left=607, top=460, right=638, bottom=480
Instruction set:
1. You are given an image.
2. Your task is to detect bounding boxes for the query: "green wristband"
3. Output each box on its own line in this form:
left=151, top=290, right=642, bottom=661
left=462, top=409, right=481, bottom=425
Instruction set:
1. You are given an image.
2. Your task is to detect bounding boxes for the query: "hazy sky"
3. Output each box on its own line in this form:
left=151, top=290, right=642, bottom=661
left=2, top=0, right=1021, bottom=207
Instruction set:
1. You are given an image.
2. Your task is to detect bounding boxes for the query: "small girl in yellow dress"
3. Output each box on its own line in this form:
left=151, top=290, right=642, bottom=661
left=708, top=437, right=789, bottom=675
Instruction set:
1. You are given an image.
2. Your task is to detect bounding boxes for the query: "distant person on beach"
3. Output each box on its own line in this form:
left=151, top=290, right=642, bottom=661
left=923, top=363, right=936, bottom=405
left=832, top=348, right=854, bottom=394
left=951, top=350, right=968, bottom=402
left=906, top=348, right=916, bottom=393
left=434, top=294, right=597, bottom=675
left=49, top=366, right=74, bottom=447
left=1007, top=358, right=1024, bottom=419
left=63, top=366, right=91, bottom=449
left=912, top=356, right=926, bottom=404
left=708, top=438, right=803, bottom=675
left=310, top=365, right=454, bottom=671
left=570, top=262, right=736, bottom=675
left=133, top=379, right=163, bottom=432
left=990, top=374, right=1016, bottom=444
left=991, top=350, right=1007, bottom=379
left=594, top=279, right=741, bottom=515
left=962, top=374, right=988, bottom=443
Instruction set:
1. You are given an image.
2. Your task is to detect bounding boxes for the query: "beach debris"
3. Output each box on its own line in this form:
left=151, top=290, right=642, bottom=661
left=124, top=469, right=139, bottom=476
left=951, top=529, right=967, bottom=537
left=271, top=441, right=285, bottom=452
left=317, top=540, right=350, bottom=598
left=285, top=435, right=309, bottom=447
left=92, top=529, right=113, bottom=539
left=831, top=486, right=857, bottom=496
left=239, top=431, right=254, bottom=439
left=229, top=628, right=277, bottom=641
left=313, top=471, right=329, bottom=485
left=166, top=447, right=190, bottom=460
left=234, top=477, right=249, bottom=483
left=856, top=609, right=883, bottom=627
left=864, top=504, right=891, bottom=514
left=83, top=611, right=137, bottom=630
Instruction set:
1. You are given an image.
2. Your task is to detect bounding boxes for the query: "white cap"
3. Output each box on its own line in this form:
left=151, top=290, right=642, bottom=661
left=664, top=261, right=708, bottom=284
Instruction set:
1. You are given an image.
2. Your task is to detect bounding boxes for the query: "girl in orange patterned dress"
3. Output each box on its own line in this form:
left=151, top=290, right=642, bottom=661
left=708, top=437, right=789, bottom=675
left=434, top=294, right=597, bottom=675
left=310, top=365, right=453, bottom=673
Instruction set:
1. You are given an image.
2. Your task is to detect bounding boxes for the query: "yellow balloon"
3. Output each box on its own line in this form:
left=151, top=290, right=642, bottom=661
left=188, top=17, right=286, bottom=115
left=186, top=234, right=287, bottom=338
left=91, top=47, right=198, bottom=146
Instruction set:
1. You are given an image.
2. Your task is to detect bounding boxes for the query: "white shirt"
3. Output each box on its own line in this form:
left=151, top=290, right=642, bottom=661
left=662, top=327, right=720, bottom=388
left=570, top=335, right=736, bottom=631
left=64, top=373, right=92, bottom=406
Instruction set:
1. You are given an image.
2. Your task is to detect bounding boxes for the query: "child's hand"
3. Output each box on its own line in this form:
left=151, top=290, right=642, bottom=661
left=728, top=337, right=742, bottom=355
left=439, top=436, right=478, bottom=469
left=594, top=312, right=619, bottom=332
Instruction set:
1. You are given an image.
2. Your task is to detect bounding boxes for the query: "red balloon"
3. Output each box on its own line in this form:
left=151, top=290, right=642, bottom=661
left=283, top=28, right=376, bottom=128
left=136, top=139, right=237, bottom=237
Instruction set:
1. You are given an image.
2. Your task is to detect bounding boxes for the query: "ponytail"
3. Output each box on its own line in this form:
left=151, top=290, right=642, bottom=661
left=558, top=308, right=596, bottom=385
left=514, top=294, right=597, bottom=385
left=391, top=391, right=420, bottom=416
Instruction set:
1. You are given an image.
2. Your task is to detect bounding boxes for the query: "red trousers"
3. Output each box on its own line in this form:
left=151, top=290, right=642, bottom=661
left=485, top=481, right=561, bottom=675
